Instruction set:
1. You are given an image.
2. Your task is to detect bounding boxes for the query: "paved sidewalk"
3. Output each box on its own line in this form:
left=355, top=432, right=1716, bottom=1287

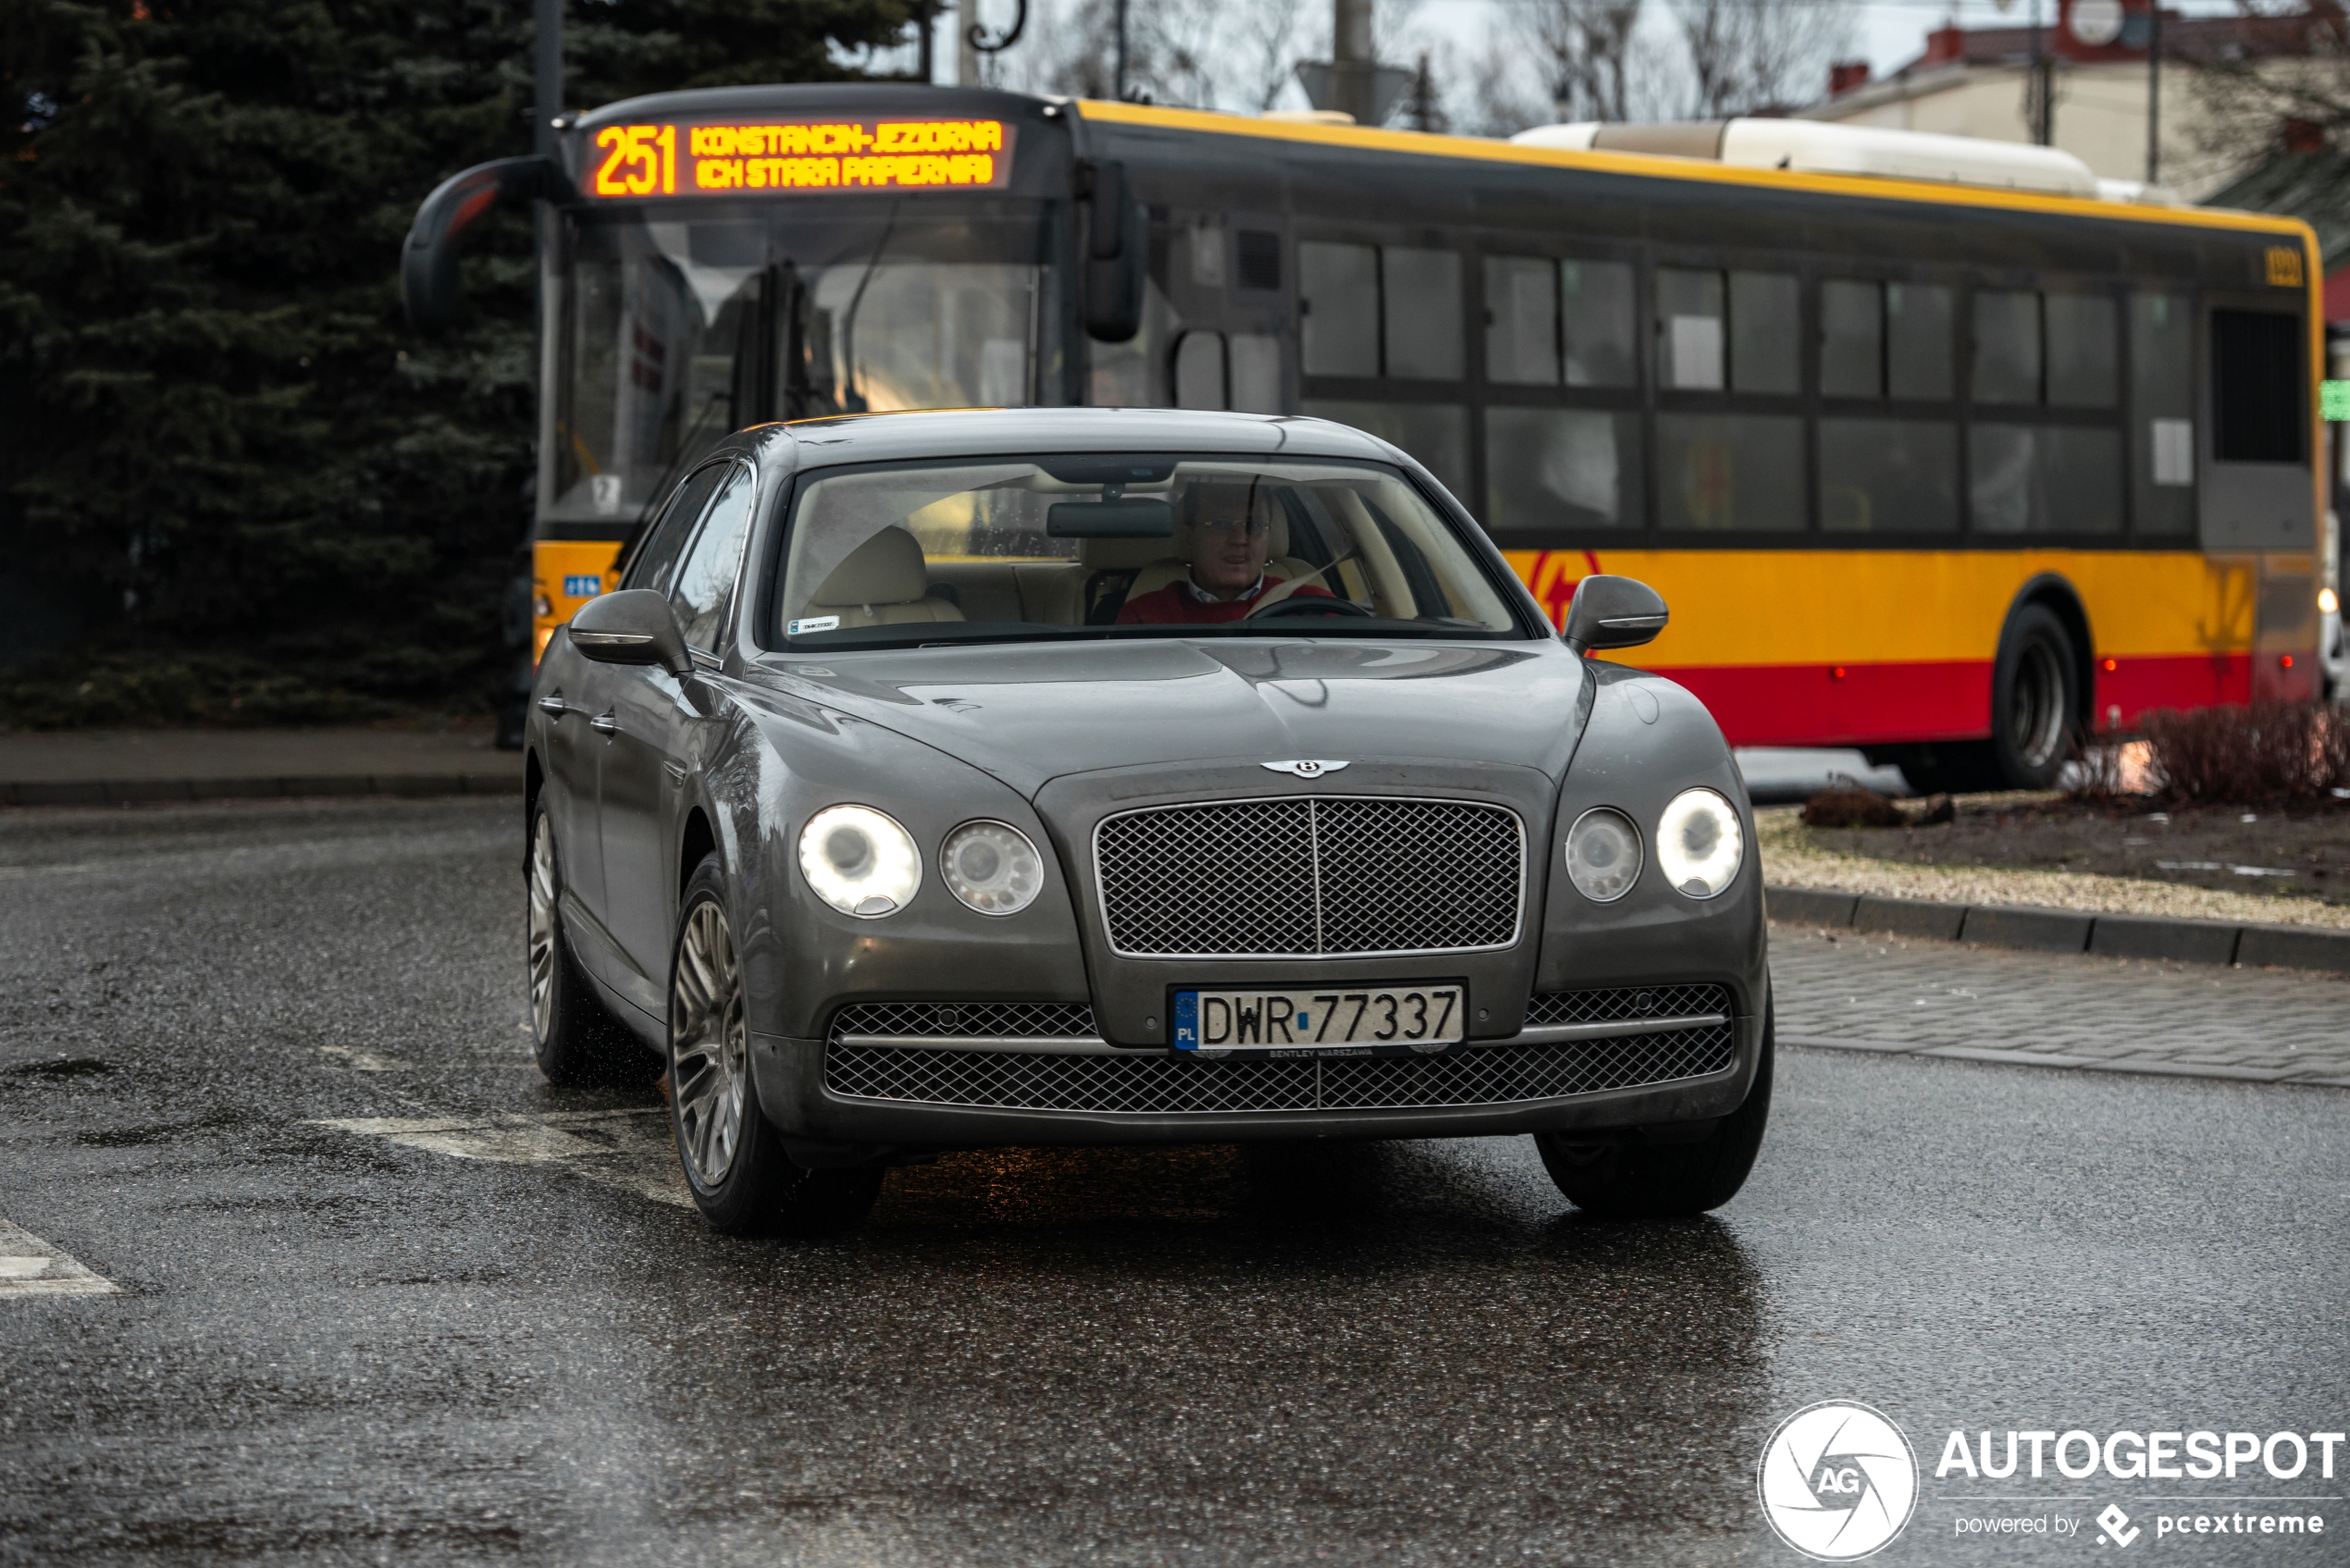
left=1772, top=920, right=2350, bottom=1085
left=0, top=727, right=521, bottom=805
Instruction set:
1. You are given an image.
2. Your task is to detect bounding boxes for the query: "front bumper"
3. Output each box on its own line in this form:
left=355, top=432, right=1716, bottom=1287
left=748, top=1006, right=1764, bottom=1153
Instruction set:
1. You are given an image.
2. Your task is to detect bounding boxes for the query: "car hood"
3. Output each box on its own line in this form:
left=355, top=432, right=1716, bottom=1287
left=739, top=637, right=1593, bottom=799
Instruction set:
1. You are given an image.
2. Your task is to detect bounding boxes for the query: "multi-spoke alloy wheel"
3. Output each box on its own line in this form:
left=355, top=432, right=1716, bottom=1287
left=670, top=899, right=749, bottom=1189
left=528, top=815, right=560, bottom=1043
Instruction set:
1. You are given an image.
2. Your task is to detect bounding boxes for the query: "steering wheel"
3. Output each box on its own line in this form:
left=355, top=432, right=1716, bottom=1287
left=1248, top=595, right=1376, bottom=620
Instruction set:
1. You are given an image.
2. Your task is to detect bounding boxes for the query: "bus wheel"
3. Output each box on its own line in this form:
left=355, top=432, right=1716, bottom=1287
left=1989, top=604, right=2078, bottom=789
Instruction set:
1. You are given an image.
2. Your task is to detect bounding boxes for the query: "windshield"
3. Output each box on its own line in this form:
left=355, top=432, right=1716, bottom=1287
left=550, top=200, right=1053, bottom=525
left=773, top=455, right=1528, bottom=648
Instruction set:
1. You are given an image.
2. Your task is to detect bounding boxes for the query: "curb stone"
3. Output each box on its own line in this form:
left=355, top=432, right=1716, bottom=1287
left=1769, top=884, right=2350, bottom=978
left=1, top=772, right=522, bottom=808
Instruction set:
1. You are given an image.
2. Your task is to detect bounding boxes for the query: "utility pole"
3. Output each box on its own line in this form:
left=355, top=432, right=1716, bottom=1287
left=2021, top=0, right=2058, bottom=144
left=534, top=0, right=561, bottom=157
left=2146, top=0, right=2163, bottom=183
left=1114, top=0, right=1130, bottom=100
left=916, top=0, right=934, bottom=83
left=1333, top=0, right=1375, bottom=123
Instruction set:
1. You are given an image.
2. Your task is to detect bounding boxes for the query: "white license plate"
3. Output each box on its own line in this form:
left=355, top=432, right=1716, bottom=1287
left=1172, top=984, right=1466, bottom=1056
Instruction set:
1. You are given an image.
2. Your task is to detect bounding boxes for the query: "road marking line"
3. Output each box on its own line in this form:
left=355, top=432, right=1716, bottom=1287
left=310, top=1110, right=692, bottom=1209
left=0, top=1218, right=118, bottom=1299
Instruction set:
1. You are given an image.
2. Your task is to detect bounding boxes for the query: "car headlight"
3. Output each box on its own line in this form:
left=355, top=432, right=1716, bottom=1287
left=1655, top=787, right=1743, bottom=899
left=798, top=805, right=921, bottom=918
left=1564, top=807, right=1642, bottom=902
left=939, top=820, right=1045, bottom=916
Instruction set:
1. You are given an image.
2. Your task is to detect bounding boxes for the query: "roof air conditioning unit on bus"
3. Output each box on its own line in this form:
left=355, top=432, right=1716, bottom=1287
left=1509, top=119, right=2101, bottom=200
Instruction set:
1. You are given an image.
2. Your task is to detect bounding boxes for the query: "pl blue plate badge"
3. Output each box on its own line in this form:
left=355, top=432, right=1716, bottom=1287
left=1173, top=990, right=1200, bottom=1052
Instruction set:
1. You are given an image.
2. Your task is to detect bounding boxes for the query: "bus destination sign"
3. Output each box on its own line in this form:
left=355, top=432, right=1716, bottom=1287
left=589, top=118, right=1015, bottom=198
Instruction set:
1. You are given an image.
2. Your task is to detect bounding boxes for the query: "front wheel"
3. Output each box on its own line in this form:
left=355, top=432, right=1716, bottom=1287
left=668, top=856, right=883, bottom=1238
left=1534, top=1001, right=1774, bottom=1218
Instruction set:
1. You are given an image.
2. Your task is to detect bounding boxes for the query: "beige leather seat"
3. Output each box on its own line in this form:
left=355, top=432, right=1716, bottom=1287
left=801, top=528, right=964, bottom=628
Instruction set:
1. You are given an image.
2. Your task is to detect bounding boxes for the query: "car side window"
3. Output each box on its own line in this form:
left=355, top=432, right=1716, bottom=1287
left=666, top=463, right=756, bottom=652
left=626, top=464, right=729, bottom=595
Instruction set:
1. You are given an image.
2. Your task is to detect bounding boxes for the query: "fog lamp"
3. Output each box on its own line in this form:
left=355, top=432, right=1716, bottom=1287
left=940, top=820, right=1045, bottom=916
left=1564, top=808, right=1642, bottom=903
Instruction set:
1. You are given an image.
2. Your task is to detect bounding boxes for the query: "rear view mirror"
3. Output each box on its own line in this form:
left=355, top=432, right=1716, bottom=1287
left=1562, top=574, right=1669, bottom=656
left=568, top=589, right=694, bottom=678
left=1046, top=499, right=1173, bottom=537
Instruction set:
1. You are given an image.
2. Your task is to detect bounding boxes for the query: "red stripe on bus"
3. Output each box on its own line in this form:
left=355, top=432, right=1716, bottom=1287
left=1646, top=653, right=2260, bottom=747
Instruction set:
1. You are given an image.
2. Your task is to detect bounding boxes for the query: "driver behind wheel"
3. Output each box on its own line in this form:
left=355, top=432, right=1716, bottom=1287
left=1116, top=480, right=1334, bottom=624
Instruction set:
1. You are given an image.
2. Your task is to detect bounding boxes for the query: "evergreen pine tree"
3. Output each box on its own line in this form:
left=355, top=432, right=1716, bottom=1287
left=0, top=0, right=909, bottom=725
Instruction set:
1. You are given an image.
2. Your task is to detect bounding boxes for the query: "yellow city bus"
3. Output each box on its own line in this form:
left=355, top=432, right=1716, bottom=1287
left=404, top=84, right=2322, bottom=789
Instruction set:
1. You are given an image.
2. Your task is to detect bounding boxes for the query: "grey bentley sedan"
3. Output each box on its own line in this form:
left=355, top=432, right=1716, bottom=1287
left=526, top=408, right=1770, bottom=1235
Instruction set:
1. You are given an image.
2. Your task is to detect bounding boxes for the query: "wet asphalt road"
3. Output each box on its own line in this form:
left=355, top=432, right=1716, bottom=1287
left=2, top=797, right=2345, bottom=1567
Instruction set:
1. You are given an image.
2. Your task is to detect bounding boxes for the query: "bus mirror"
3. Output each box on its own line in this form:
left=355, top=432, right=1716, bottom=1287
left=567, top=589, right=694, bottom=679
left=402, top=154, right=574, bottom=336
left=1561, top=574, right=1669, bottom=656
left=1081, top=160, right=1146, bottom=342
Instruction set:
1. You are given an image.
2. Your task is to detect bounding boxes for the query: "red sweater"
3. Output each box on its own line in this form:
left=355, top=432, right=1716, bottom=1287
left=1117, top=574, right=1332, bottom=625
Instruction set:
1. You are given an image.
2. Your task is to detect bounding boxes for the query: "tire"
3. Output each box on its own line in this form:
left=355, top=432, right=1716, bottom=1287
left=668, top=855, right=884, bottom=1239
left=1986, top=603, right=2080, bottom=790
left=528, top=806, right=658, bottom=1086
left=1534, top=999, right=1774, bottom=1219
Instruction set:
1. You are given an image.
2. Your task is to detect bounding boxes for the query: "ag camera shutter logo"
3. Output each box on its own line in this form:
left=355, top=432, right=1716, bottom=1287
left=1758, top=1401, right=1920, bottom=1560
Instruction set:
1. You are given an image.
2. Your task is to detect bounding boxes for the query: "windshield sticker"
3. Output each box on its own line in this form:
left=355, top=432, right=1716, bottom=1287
left=589, top=119, right=1016, bottom=199
left=787, top=616, right=842, bottom=636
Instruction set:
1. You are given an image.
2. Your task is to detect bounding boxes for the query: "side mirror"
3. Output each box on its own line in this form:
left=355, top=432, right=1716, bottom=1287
left=401, top=154, right=573, bottom=335
left=568, top=589, right=694, bottom=678
left=1561, top=574, right=1669, bottom=657
left=1080, top=159, right=1146, bottom=342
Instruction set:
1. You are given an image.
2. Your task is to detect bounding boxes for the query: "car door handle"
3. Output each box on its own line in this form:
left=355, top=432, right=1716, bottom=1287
left=589, top=710, right=619, bottom=736
left=537, top=694, right=566, bottom=716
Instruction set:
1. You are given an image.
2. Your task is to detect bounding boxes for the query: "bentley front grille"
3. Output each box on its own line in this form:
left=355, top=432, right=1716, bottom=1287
left=1092, top=796, right=1524, bottom=958
left=822, top=1023, right=1735, bottom=1115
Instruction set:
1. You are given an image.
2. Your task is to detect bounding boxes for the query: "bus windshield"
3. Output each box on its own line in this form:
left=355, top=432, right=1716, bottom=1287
left=774, top=456, right=1528, bottom=650
left=551, top=199, right=1052, bottom=524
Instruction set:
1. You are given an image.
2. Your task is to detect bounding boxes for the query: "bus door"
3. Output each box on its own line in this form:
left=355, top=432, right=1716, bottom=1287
left=2201, top=285, right=2319, bottom=701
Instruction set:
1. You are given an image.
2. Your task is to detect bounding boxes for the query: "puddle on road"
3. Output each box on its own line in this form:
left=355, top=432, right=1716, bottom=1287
left=0, top=1217, right=119, bottom=1299
left=310, top=1109, right=692, bottom=1210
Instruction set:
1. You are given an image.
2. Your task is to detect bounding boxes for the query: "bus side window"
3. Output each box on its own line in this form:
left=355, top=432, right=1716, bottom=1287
left=1174, top=331, right=1227, bottom=409
left=2047, top=294, right=2118, bottom=408
left=1886, top=283, right=1954, bottom=401
left=1729, top=272, right=1799, bottom=394
left=1972, top=290, right=2043, bottom=404
left=1384, top=248, right=1464, bottom=379
left=1657, top=268, right=1725, bottom=390
left=1563, top=260, right=1635, bottom=387
left=2131, top=291, right=2196, bottom=537
left=1820, top=280, right=1883, bottom=398
left=1484, top=256, right=1559, bottom=385
left=1300, top=241, right=1379, bottom=377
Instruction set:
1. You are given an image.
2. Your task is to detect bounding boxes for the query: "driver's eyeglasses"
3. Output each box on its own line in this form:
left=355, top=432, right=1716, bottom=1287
left=1197, top=517, right=1268, bottom=537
